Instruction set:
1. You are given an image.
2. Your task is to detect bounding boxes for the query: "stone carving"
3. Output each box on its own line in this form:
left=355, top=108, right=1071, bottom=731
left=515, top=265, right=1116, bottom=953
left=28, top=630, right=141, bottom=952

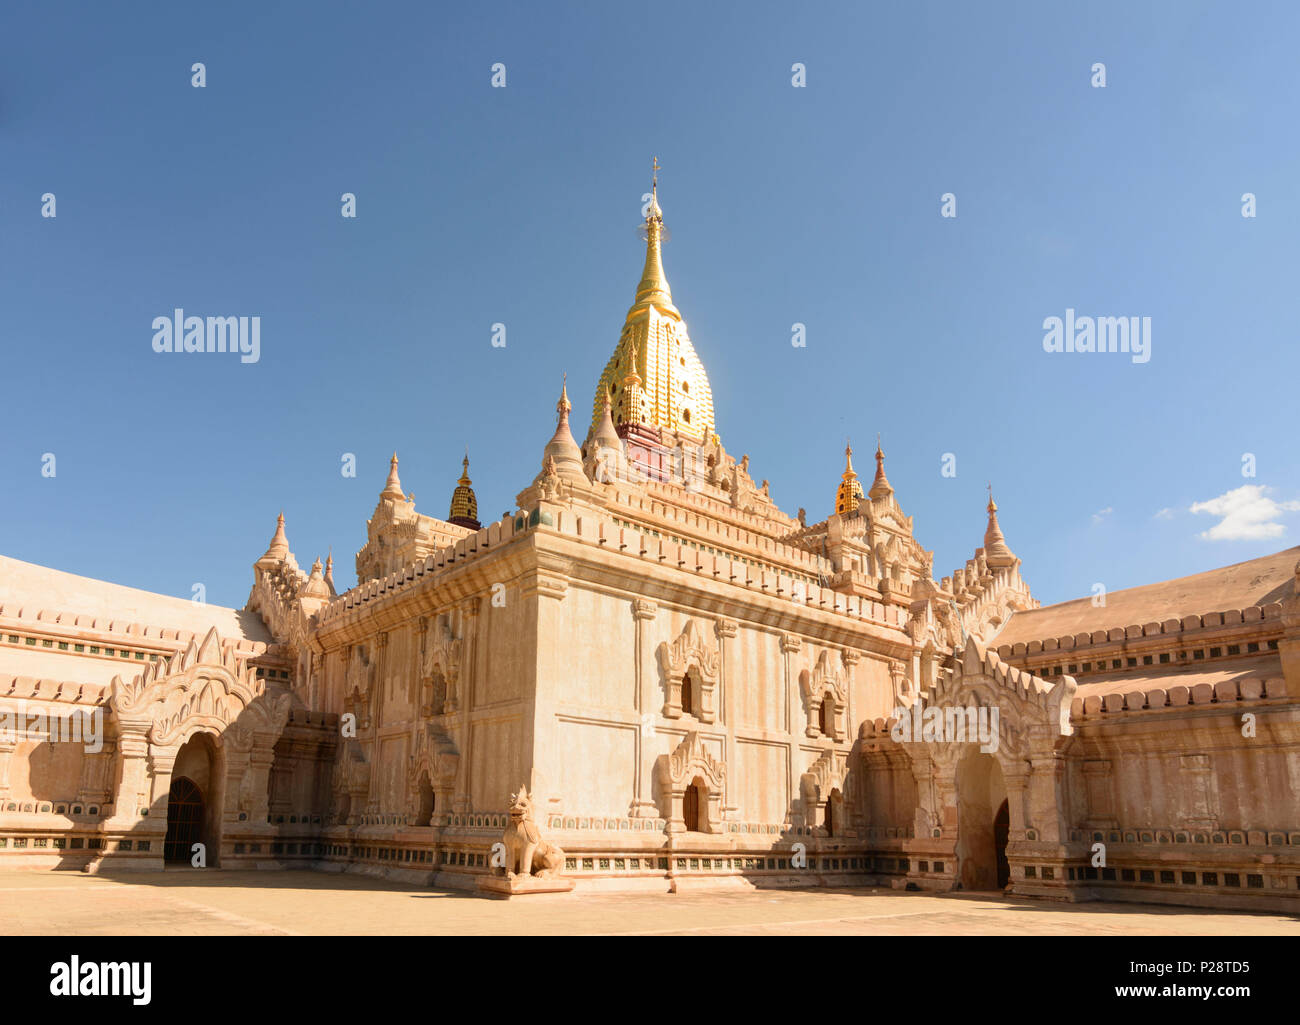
left=346, top=646, right=375, bottom=699
left=503, top=785, right=564, bottom=878
left=656, top=732, right=726, bottom=834
left=800, top=749, right=847, bottom=833
left=799, top=649, right=847, bottom=739
left=659, top=619, right=719, bottom=722
left=421, top=618, right=463, bottom=715
left=110, top=626, right=290, bottom=747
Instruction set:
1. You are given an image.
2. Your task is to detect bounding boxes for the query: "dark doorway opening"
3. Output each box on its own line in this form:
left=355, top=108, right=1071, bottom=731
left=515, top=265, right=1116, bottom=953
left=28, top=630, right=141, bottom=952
left=994, top=798, right=1010, bottom=889
left=683, top=777, right=706, bottom=832
left=164, top=776, right=204, bottom=864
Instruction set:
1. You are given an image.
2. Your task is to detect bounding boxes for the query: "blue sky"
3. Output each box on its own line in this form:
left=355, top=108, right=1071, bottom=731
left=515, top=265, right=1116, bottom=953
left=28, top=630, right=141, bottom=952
left=2, top=0, right=1297, bottom=610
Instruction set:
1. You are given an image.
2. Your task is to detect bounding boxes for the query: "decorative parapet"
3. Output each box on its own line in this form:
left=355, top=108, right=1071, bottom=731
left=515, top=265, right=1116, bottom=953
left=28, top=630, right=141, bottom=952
left=0, top=677, right=110, bottom=707
left=997, top=602, right=1287, bottom=663
left=0, top=602, right=267, bottom=658
left=1068, top=672, right=1286, bottom=722
left=313, top=503, right=915, bottom=640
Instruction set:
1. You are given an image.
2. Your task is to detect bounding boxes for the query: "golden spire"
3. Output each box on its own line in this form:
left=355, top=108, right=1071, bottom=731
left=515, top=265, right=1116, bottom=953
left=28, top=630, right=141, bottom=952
left=623, top=338, right=642, bottom=388
left=381, top=452, right=405, bottom=501
left=591, top=163, right=715, bottom=438
left=448, top=448, right=480, bottom=528
left=835, top=439, right=864, bottom=516
left=631, top=157, right=677, bottom=317
left=984, top=484, right=1017, bottom=568
left=868, top=434, right=893, bottom=501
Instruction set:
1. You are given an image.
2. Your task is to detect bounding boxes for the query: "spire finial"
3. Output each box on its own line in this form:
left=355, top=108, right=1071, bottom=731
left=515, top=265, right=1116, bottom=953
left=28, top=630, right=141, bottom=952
left=256, top=508, right=291, bottom=567
left=381, top=450, right=405, bottom=501
left=557, top=374, right=572, bottom=417
left=868, top=434, right=893, bottom=501
left=836, top=437, right=864, bottom=516
left=448, top=445, right=480, bottom=527
left=633, top=162, right=672, bottom=312
left=984, top=484, right=1016, bottom=567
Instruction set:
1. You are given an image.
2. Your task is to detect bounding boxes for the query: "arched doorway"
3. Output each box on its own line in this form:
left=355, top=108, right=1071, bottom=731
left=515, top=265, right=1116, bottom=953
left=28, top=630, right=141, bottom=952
left=683, top=776, right=706, bottom=832
left=993, top=799, right=1010, bottom=889
left=164, top=777, right=204, bottom=863
left=954, top=750, right=1008, bottom=891
left=681, top=674, right=694, bottom=716
left=415, top=771, right=435, bottom=826
left=824, top=788, right=841, bottom=837
left=166, top=732, right=221, bottom=867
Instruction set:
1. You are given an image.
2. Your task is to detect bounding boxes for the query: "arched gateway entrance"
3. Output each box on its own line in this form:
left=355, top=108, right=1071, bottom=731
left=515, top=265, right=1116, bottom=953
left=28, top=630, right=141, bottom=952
left=954, top=751, right=1009, bottom=891
left=164, top=777, right=204, bottom=863
left=163, top=731, right=220, bottom=866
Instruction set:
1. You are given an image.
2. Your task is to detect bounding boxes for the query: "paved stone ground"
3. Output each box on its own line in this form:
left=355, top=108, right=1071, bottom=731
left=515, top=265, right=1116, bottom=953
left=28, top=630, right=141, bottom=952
left=1, top=869, right=1297, bottom=935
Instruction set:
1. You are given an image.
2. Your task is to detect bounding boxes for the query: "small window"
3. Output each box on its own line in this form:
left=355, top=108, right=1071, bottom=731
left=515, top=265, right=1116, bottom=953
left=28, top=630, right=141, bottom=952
left=819, top=693, right=836, bottom=736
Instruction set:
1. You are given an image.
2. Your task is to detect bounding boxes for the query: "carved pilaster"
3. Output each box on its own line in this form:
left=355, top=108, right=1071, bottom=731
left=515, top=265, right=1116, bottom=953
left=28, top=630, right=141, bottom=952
left=631, top=599, right=658, bottom=818
left=0, top=735, right=16, bottom=801
left=106, top=723, right=151, bottom=826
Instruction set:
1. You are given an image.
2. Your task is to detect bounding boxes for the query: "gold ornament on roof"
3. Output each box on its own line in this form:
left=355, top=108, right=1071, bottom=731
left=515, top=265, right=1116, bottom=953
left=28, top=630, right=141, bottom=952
left=835, top=440, right=865, bottom=516
left=592, top=162, right=716, bottom=440
left=448, top=449, right=479, bottom=526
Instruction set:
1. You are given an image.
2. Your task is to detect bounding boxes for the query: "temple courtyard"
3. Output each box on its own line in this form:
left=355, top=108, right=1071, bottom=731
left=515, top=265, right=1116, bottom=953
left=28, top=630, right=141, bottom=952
left=1, top=870, right=1296, bottom=936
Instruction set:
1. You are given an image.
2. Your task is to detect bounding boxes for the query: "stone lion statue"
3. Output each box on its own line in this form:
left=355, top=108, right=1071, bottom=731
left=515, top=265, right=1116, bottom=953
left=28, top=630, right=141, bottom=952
left=503, top=785, right=564, bottom=879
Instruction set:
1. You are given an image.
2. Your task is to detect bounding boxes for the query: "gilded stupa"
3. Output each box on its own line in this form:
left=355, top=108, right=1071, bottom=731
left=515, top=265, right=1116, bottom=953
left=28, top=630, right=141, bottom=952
left=834, top=442, right=865, bottom=516
left=592, top=159, right=716, bottom=440
left=447, top=451, right=480, bottom=530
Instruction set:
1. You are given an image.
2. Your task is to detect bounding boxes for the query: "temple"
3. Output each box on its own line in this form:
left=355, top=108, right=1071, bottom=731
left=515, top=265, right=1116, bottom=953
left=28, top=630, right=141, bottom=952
left=1, top=170, right=1297, bottom=912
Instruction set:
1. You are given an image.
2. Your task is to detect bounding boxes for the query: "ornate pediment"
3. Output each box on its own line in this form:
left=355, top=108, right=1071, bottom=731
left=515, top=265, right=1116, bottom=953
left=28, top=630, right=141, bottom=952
left=345, top=646, right=375, bottom=697
left=410, top=724, right=459, bottom=788
left=109, top=626, right=291, bottom=748
left=801, top=749, right=845, bottom=799
left=660, top=619, right=719, bottom=682
left=660, top=731, right=725, bottom=790
left=658, top=619, right=720, bottom=722
left=800, top=649, right=847, bottom=704
left=332, top=737, right=370, bottom=795
left=422, top=619, right=463, bottom=681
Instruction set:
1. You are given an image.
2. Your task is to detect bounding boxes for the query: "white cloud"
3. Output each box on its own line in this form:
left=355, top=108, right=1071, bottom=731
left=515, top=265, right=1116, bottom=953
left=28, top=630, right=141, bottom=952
left=1189, top=485, right=1300, bottom=541
left=1154, top=507, right=1174, bottom=520
left=1091, top=506, right=1113, bottom=524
